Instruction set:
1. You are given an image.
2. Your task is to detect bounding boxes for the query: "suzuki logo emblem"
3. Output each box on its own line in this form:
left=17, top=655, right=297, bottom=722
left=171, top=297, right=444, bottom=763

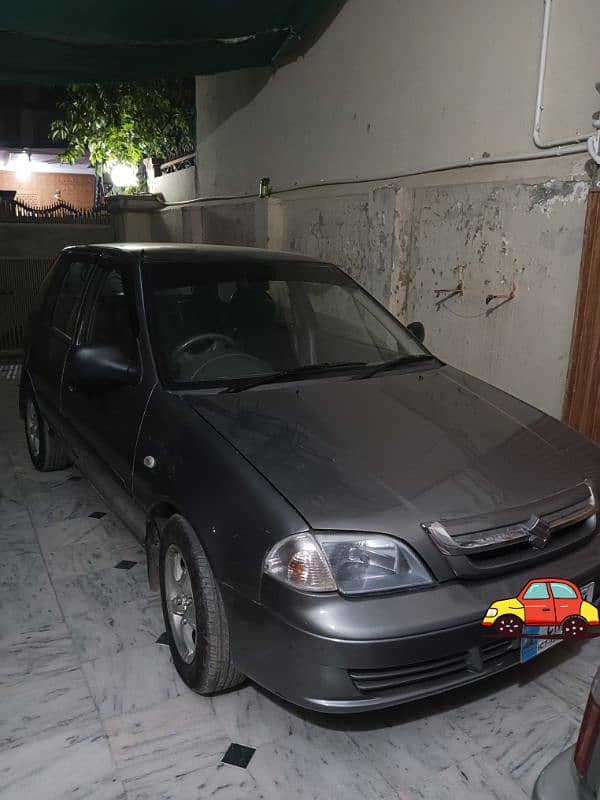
left=525, top=515, right=552, bottom=549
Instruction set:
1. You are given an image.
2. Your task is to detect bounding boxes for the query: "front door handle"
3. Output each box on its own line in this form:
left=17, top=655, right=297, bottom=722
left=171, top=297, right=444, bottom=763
left=542, top=607, right=551, bottom=611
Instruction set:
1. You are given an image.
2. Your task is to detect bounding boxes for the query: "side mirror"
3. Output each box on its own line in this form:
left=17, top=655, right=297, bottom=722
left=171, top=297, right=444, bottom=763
left=407, top=321, right=425, bottom=343
left=70, top=345, right=139, bottom=386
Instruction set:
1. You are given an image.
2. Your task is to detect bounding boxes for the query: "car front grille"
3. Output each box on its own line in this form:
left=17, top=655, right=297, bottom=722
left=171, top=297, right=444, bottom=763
left=422, top=480, right=597, bottom=578
left=348, top=639, right=516, bottom=696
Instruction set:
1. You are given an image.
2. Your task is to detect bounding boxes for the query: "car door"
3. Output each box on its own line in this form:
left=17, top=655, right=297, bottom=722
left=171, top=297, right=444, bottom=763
left=28, top=252, right=95, bottom=429
left=61, top=253, right=155, bottom=493
left=550, top=581, right=581, bottom=624
left=520, top=581, right=555, bottom=625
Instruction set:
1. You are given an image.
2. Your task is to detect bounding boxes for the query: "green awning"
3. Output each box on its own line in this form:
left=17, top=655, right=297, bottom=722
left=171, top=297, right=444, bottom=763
left=0, top=1, right=330, bottom=83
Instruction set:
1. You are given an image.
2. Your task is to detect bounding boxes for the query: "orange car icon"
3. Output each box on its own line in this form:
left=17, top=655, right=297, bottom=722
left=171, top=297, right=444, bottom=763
left=482, top=578, right=600, bottom=637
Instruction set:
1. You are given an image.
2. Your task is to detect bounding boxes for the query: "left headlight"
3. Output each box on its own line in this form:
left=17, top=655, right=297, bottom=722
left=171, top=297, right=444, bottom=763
left=263, top=532, right=433, bottom=596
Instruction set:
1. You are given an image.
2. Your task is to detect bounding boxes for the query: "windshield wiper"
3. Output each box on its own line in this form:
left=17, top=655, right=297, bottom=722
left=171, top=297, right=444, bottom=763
left=226, top=361, right=367, bottom=393
left=354, top=354, right=438, bottom=380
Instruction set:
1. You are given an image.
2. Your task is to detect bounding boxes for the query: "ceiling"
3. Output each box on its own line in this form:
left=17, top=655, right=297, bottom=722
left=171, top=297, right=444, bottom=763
left=0, top=1, right=330, bottom=83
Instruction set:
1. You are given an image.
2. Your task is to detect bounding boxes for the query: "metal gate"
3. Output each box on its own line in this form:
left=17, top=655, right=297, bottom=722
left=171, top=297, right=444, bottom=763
left=0, top=257, right=55, bottom=358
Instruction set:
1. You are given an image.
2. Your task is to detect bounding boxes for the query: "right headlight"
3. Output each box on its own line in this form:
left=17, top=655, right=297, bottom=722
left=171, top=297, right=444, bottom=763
left=263, top=531, right=433, bottom=596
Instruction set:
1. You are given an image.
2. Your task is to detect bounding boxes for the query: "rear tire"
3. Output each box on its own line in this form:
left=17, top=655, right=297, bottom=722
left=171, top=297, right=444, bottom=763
left=493, top=614, right=523, bottom=637
left=159, top=514, right=244, bottom=694
left=24, top=389, right=71, bottom=472
left=562, top=615, right=587, bottom=638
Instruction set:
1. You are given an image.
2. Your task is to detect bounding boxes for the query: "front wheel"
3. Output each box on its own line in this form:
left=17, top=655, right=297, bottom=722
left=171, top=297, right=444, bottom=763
left=562, top=615, right=587, bottom=638
left=24, top=390, right=71, bottom=471
left=493, top=614, right=523, bottom=637
left=159, top=514, right=244, bottom=694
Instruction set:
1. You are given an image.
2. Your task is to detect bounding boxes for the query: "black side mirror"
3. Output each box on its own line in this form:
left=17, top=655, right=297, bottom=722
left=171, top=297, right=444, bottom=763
left=71, top=345, right=139, bottom=386
left=407, top=321, right=425, bottom=343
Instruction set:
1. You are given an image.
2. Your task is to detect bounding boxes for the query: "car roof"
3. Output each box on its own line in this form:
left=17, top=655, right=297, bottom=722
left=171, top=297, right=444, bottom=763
left=63, top=243, right=324, bottom=265
left=521, top=578, right=579, bottom=591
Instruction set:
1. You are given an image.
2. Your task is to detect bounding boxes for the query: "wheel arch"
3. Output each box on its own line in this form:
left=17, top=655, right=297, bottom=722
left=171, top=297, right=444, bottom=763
left=145, top=501, right=182, bottom=591
left=18, top=368, right=33, bottom=418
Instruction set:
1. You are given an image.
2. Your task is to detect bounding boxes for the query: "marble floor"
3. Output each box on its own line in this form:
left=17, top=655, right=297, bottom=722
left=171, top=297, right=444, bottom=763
left=0, top=376, right=598, bottom=800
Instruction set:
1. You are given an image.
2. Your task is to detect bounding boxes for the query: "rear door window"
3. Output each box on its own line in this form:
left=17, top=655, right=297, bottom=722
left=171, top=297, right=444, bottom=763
left=51, top=258, right=94, bottom=338
left=550, top=582, right=577, bottom=599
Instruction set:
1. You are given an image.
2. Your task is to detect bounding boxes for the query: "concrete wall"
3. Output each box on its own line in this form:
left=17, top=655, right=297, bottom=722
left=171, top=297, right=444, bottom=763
left=138, top=150, right=588, bottom=418
left=0, top=221, right=114, bottom=258
left=405, top=177, right=588, bottom=417
left=183, top=0, right=600, bottom=419
left=195, top=0, right=600, bottom=196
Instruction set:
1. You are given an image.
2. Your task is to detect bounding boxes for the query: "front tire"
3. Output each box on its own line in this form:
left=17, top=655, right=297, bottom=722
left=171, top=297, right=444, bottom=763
left=493, top=614, right=523, bottom=637
left=24, top=390, right=71, bottom=471
left=159, top=514, right=244, bottom=694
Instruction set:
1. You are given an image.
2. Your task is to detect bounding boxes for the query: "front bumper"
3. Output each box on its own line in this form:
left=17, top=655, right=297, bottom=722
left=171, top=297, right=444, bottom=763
left=222, top=538, right=600, bottom=714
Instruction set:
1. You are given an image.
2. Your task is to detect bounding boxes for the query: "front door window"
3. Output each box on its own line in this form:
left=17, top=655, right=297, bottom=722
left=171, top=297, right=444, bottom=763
left=522, top=582, right=554, bottom=625
left=84, top=266, right=136, bottom=359
left=51, top=258, right=94, bottom=339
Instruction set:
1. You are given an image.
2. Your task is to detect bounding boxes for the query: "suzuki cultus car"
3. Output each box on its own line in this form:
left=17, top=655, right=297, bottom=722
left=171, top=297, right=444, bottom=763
left=20, top=243, right=600, bottom=712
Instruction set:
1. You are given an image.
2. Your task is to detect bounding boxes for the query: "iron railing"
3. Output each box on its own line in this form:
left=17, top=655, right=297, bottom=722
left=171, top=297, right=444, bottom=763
left=160, top=153, right=196, bottom=174
left=0, top=198, right=111, bottom=224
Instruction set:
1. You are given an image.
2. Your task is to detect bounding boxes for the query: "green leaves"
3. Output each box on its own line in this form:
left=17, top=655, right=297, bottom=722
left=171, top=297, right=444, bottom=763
left=49, top=80, right=195, bottom=181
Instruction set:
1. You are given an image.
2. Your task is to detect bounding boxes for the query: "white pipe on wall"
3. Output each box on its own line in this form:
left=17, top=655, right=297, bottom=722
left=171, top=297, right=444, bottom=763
left=533, top=0, right=593, bottom=149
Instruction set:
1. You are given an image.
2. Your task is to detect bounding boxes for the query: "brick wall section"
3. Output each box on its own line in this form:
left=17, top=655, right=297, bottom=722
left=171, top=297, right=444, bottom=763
left=0, top=171, right=95, bottom=209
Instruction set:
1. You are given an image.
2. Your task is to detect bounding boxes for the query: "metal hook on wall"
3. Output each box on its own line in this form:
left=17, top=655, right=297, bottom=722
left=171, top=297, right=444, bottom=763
left=485, top=282, right=516, bottom=316
left=434, top=265, right=465, bottom=309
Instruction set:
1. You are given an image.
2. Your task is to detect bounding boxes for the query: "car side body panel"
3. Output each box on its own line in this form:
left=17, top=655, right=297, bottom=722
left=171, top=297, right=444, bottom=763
left=132, top=387, right=309, bottom=599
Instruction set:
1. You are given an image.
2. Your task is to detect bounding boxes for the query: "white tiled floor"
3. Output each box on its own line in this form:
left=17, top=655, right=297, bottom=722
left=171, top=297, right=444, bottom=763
left=0, top=378, right=598, bottom=799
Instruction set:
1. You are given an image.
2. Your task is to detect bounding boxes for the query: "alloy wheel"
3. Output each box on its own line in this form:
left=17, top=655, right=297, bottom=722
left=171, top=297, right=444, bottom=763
left=164, top=544, right=197, bottom=663
left=26, top=399, right=40, bottom=458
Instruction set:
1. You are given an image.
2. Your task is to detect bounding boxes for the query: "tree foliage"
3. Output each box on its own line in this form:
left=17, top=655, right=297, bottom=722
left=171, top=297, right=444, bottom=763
left=50, top=80, right=195, bottom=172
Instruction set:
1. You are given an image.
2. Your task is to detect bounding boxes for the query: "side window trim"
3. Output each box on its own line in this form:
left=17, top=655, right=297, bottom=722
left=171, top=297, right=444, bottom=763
left=79, top=256, right=139, bottom=359
left=50, top=254, right=97, bottom=341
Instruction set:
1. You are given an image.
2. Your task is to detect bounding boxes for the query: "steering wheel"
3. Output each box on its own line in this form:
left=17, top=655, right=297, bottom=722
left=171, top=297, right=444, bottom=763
left=191, top=352, right=272, bottom=381
left=170, top=333, right=236, bottom=361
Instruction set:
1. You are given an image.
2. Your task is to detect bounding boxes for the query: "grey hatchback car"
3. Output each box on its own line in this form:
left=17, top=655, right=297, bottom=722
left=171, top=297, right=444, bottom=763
left=20, top=243, right=600, bottom=713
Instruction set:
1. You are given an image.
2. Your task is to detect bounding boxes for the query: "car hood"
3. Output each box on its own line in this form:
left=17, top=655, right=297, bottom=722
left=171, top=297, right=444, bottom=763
left=184, top=365, right=595, bottom=540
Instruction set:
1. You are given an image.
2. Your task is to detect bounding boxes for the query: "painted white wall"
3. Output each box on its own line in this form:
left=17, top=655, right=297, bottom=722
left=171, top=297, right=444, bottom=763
left=196, top=0, right=600, bottom=196
left=148, top=166, right=195, bottom=203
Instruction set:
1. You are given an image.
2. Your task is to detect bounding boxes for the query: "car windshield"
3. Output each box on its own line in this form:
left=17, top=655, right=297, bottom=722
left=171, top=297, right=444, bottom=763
left=143, top=259, right=429, bottom=388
